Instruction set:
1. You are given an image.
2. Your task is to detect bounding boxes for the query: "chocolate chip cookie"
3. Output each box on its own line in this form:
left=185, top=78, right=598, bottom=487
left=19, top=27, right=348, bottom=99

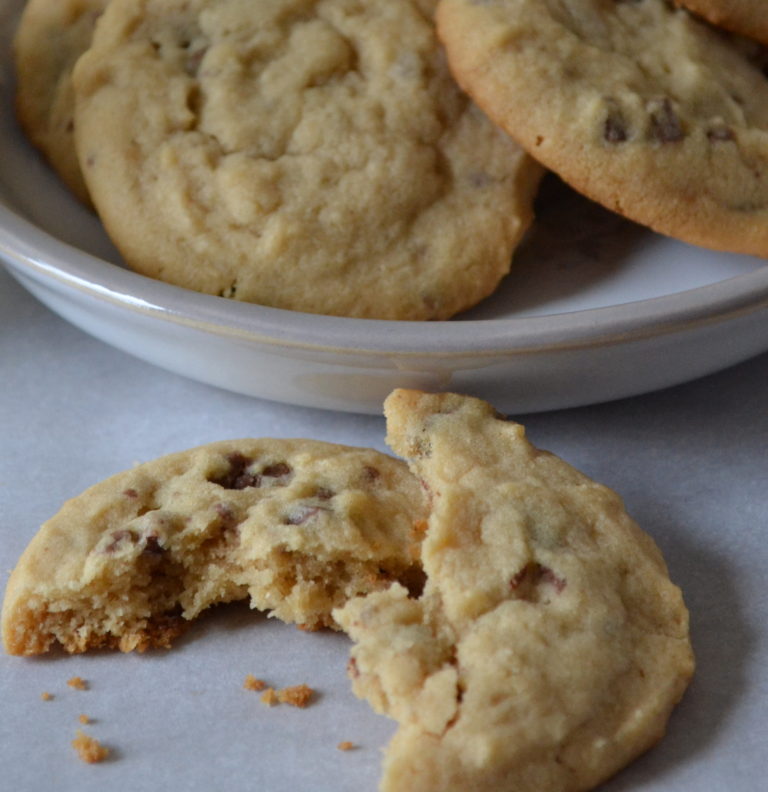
left=437, top=0, right=768, bottom=257
left=336, top=389, right=694, bottom=792
left=70, top=0, right=541, bottom=318
left=14, top=0, right=106, bottom=203
left=2, top=438, right=427, bottom=654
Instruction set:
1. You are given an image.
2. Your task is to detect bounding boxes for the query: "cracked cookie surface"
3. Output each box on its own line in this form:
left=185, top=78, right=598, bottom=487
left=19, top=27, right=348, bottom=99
left=437, top=0, right=768, bottom=256
left=335, top=390, right=694, bottom=792
left=1, top=438, right=427, bottom=654
left=14, top=0, right=106, bottom=203
left=70, top=0, right=540, bottom=319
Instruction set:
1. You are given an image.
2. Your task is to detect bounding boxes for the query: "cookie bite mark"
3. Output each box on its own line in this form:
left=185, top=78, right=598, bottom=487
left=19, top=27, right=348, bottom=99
left=2, top=439, right=427, bottom=655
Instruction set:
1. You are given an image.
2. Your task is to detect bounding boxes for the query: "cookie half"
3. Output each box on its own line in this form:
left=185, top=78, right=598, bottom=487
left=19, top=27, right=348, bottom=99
left=437, top=0, right=768, bottom=256
left=335, top=390, right=694, bottom=792
left=675, top=0, right=768, bottom=45
left=14, top=0, right=106, bottom=203
left=70, top=0, right=541, bottom=319
left=1, top=439, right=427, bottom=654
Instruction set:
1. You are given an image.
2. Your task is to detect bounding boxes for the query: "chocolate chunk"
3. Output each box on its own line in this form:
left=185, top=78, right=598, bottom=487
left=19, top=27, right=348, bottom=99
left=649, top=99, right=684, bottom=143
left=282, top=505, right=330, bottom=525
left=604, top=115, right=628, bottom=143
left=103, top=529, right=137, bottom=554
left=142, top=534, right=166, bottom=557
left=209, top=453, right=261, bottom=490
left=510, top=562, right=566, bottom=598
left=707, top=125, right=735, bottom=142
left=262, top=462, right=292, bottom=478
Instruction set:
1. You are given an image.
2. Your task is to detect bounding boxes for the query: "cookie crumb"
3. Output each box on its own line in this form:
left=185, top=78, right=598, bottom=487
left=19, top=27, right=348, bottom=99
left=260, top=687, right=279, bottom=707
left=337, top=741, right=355, bottom=751
left=40, top=692, right=54, bottom=701
left=72, top=730, right=109, bottom=763
left=243, top=674, right=267, bottom=692
left=78, top=714, right=91, bottom=724
left=277, top=684, right=314, bottom=708
left=67, top=676, right=88, bottom=690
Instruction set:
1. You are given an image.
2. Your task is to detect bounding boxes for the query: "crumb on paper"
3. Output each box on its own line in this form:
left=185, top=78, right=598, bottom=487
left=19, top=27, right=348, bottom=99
left=260, top=687, right=279, bottom=707
left=259, top=683, right=314, bottom=708
left=67, top=676, right=88, bottom=690
left=337, top=741, right=355, bottom=751
left=72, top=730, right=109, bottom=763
left=243, top=674, right=267, bottom=692
left=79, top=714, right=91, bottom=724
left=277, top=684, right=314, bottom=708
left=40, top=691, right=54, bottom=701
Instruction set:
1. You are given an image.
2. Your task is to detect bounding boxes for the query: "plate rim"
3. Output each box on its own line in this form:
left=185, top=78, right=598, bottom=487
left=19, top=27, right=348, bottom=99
left=3, top=199, right=768, bottom=359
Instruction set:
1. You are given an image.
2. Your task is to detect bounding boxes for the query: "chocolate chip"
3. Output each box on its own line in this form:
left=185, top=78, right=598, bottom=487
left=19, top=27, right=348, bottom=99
left=362, top=466, right=381, bottom=482
left=510, top=562, right=566, bottom=598
left=103, top=529, right=137, bottom=554
left=282, top=505, right=330, bottom=525
left=314, top=487, right=334, bottom=500
left=648, top=99, right=684, bottom=143
left=603, top=111, right=628, bottom=143
left=213, top=502, right=241, bottom=535
left=142, top=534, right=166, bottom=557
left=209, top=453, right=261, bottom=490
left=262, top=462, right=292, bottom=478
left=707, top=125, right=735, bottom=142
left=123, top=489, right=138, bottom=499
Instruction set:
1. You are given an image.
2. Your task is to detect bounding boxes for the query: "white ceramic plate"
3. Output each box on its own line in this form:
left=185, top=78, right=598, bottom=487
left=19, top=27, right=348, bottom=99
left=1, top=0, right=767, bottom=414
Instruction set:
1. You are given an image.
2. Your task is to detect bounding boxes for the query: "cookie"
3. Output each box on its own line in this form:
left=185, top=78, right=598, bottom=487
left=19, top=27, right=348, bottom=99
left=1, top=438, right=427, bottom=655
left=69, top=0, right=541, bottom=319
left=335, top=390, right=694, bottom=792
left=14, top=0, right=106, bottom=204
left=436, top=0, right=768, bottom=257
left=675, top=0, right=768, bottom=45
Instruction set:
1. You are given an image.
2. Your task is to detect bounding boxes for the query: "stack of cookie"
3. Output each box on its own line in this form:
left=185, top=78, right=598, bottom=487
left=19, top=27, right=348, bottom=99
left=15, top=0, right=767, bottom=320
